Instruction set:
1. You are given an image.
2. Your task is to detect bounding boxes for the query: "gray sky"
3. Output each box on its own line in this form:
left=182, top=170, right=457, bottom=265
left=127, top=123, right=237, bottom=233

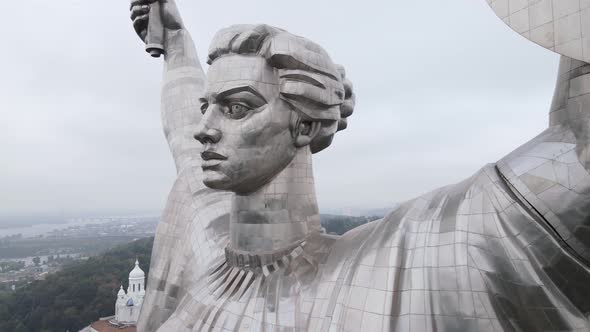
left=0, top=0, right=558, bottom=217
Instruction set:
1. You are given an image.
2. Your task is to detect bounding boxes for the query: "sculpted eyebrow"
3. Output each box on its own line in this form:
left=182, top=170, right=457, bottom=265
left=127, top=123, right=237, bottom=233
left=217, top=86, right=267, bottom=102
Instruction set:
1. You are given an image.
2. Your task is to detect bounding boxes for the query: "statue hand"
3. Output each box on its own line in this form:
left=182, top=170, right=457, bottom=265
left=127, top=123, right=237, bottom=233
left=130, top=0, right=184, bottom=45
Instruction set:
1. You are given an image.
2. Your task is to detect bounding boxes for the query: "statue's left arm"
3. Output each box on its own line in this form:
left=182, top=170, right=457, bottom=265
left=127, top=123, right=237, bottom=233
left=482, top=2, right=590, bottom=262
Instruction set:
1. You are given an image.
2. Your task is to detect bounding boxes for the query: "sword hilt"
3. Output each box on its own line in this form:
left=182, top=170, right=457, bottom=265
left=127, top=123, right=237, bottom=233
left=145, top=1, right=164, bottom=57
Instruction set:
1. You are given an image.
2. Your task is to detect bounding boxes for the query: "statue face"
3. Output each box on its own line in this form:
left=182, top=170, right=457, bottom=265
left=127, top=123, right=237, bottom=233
left=195, top=55, right=297, bottom=194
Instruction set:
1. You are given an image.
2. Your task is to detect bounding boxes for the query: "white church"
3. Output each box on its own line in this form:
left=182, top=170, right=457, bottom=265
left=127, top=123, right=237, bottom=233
left=82, top=259, right=146, bottom=332
left=115, top=259, right=146, bottom=324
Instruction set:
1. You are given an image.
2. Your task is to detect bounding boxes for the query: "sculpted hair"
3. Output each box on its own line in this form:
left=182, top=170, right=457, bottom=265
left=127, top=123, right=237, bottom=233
left=207, top=24, right=355, bottom=153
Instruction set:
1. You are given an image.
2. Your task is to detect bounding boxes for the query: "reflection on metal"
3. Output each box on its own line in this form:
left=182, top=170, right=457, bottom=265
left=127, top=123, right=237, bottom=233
left=126, top=0, right=590, bottom=330
left=487, top=0, right=590, bottom=63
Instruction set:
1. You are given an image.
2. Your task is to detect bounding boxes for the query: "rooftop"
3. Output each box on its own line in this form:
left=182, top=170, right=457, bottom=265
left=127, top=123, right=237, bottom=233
left=90, top=320, right=136, bottom=332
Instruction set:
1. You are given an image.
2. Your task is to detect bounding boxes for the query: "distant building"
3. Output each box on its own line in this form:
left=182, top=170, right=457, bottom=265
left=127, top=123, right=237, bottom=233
left=115, top=259, right=146, bottom=324
left=81, top=259, right=146, bottom=332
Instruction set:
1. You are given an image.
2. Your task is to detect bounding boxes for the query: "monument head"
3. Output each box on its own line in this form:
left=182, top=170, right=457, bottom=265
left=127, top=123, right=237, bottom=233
left=194, top=24, right=354, bottom=194
left=129, top=2, right=590, bottom=330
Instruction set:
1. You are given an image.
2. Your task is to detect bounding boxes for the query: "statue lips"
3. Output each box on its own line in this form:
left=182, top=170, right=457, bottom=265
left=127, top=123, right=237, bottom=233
left=201, top=150, right=228, bottom=170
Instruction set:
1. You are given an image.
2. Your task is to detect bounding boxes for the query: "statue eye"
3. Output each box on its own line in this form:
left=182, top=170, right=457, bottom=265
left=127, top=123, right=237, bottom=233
left=226, top=102, right=251, bottom=119
left=200, top=102, right=209, bottom=114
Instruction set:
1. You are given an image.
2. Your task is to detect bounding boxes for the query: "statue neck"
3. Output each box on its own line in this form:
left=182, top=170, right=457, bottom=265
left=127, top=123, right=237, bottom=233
left=229, top=147, right=321, bottom=254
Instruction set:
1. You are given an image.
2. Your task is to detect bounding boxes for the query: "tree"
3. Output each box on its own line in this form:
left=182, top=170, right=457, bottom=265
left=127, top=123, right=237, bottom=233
left=0, top=261, right=25, bottom=273
left=14, top=322, right=28, bottom=332
left=0, top=303, right=9, bottom=321
left=0, top=237, right=154, bottom=332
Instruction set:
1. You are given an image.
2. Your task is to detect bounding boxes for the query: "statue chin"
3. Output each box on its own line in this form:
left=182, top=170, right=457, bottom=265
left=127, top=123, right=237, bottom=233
left=202, top=156, right=293, bottom=194
left=202, top=170, right=232, bottom=191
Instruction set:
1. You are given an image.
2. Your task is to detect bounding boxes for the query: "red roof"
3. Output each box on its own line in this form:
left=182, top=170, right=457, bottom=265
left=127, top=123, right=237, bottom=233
left=90, top=320, right=137, bottom=332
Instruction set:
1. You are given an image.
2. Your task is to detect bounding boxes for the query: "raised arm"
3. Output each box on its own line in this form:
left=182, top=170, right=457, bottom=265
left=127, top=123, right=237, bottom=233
left=131, top=0, right=206, bottom=172
left=130, top=3, right=232, bottom=330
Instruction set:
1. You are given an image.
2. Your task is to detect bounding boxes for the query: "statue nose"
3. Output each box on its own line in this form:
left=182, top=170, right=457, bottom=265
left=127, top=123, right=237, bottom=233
left=194, top=127, right=221, bottom=144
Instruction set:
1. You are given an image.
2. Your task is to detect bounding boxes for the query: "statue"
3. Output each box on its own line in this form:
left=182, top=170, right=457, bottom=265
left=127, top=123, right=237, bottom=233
left=129, top=0, right=590, bottom=330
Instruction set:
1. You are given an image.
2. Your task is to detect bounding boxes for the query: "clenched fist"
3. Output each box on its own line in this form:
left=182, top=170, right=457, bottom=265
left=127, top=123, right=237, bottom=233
left=130, top=0, right=184, bottom=54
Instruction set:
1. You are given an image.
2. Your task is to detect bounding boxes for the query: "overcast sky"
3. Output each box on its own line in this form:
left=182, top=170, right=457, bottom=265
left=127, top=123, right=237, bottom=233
left=0, top=0, right=559, bottom=217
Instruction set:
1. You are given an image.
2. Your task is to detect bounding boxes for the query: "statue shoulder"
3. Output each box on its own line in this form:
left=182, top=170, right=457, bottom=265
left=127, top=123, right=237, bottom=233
left=331, top=163, right=507, bottom=252
left=498, top=125, right=590, bottom=262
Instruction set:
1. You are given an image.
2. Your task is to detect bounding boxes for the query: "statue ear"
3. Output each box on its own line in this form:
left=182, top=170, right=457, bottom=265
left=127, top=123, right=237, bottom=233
left=294, top=121, right=321, bottom=148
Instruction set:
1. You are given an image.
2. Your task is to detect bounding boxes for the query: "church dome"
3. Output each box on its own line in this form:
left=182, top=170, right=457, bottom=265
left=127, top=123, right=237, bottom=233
left=129, top=259, right=145, bottom=279
left=117, top=285, right=125, bottom=297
